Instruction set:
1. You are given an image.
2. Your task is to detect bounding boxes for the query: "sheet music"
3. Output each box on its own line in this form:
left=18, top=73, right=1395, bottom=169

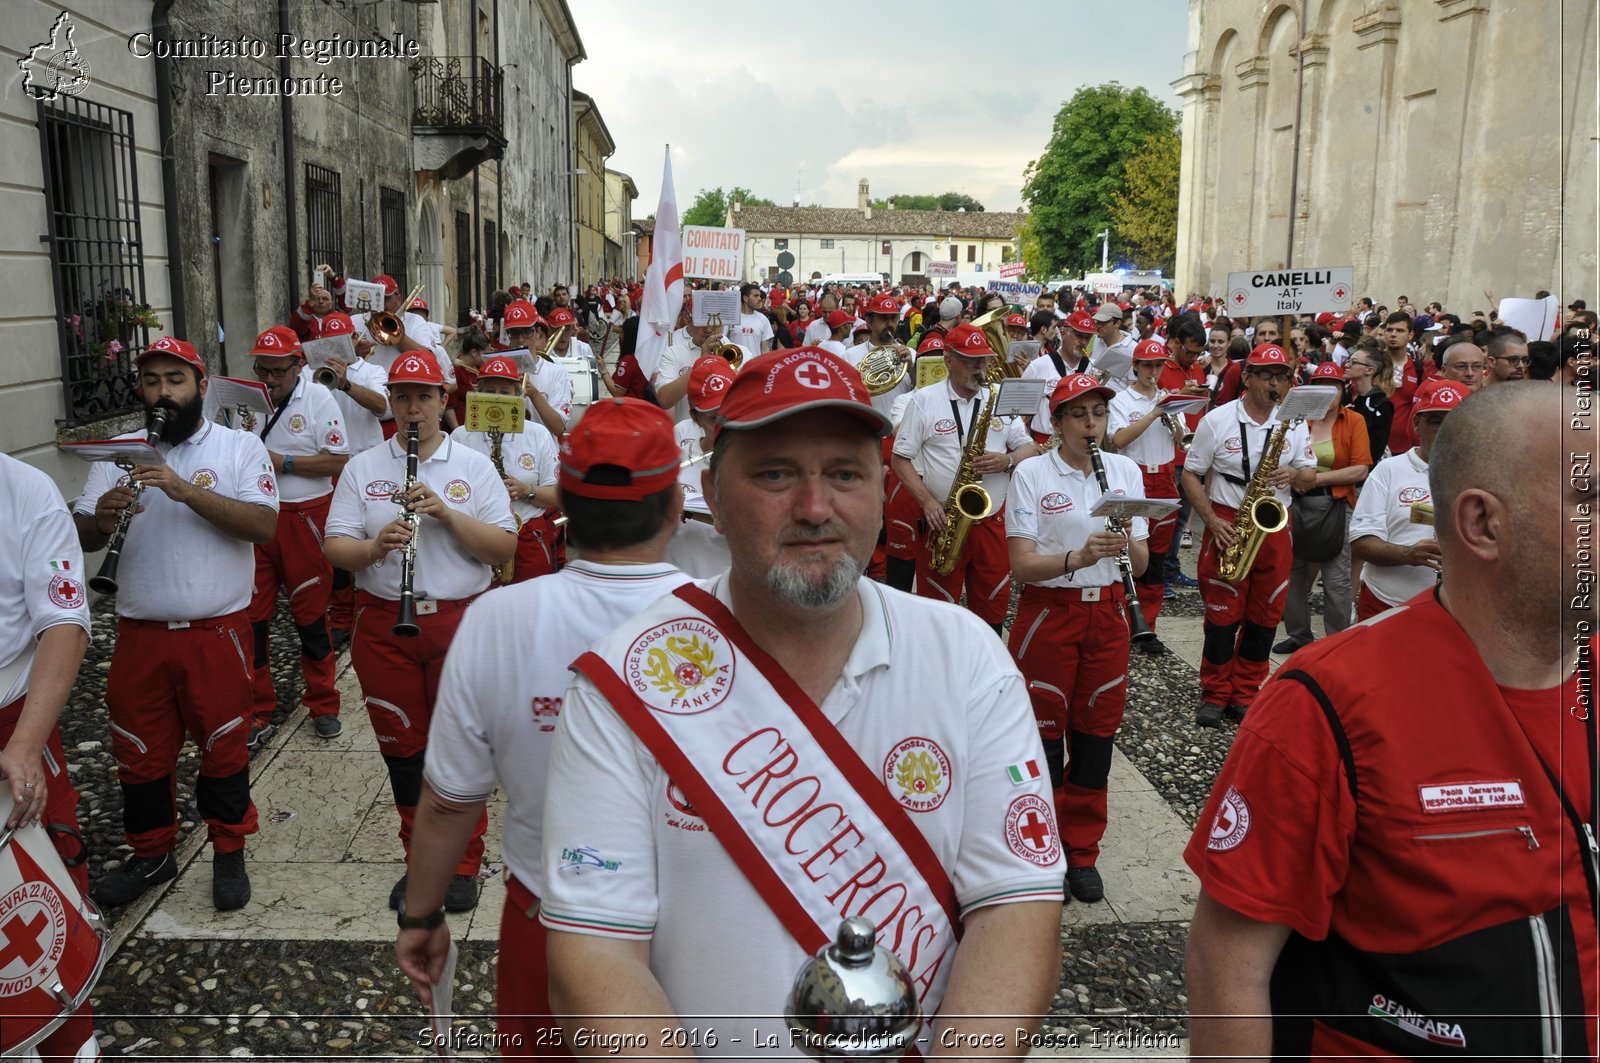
left=1276, top=385, right=1340, bottom=423
left=58, top=440, right=165, bottom=467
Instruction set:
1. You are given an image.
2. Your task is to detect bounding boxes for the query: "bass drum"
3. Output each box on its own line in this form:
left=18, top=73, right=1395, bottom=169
left=0, top=793, right=108, bottom=1059
left=555, top=355, right=602, bottom=425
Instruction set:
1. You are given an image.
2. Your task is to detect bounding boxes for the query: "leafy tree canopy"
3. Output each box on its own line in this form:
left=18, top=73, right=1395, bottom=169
left=1111, top=131, right=1181, bottom=274
left=682, top=186, right=775, bottom=227
left=868, top=192, right=986, bottom=213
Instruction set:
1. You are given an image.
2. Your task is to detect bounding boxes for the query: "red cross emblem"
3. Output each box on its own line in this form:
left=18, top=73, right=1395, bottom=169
left=1019, top=810, right=1050, bottom=850
left=1333, top=285, right=1348, bottom=300
left=48, top=575, right=82, bottom=609
left=0, top=910, right=48, bottom=969
left=1231, top=290, right=1247, bottom=306
left=1003, top=793, right=1061, bottom=866
left=794, top=362, right=832, bottom=389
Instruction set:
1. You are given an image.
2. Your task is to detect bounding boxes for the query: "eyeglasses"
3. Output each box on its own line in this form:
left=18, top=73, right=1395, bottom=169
left=1057, top=405, right=1108, bottom=421
left=252, top=363, right=297, bottom=379
left=1253, top=370, right=1293, bottom=382
left=1447, top=362, right=1486, bottom=374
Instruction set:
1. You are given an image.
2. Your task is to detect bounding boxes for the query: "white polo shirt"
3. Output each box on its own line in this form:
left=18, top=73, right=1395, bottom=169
left=729, top=311, right=773, bottom=361
left=666, top=420, right=729, bottom=580
left=73, top=420, right=278, bottom=621
left=1348, top=447, right=1436, bottom=608
left=1007, top=448, right=1148, bottom=590
left=325, top=434, right=515, bottom=602
left=652, top=340, right=701, bottom=425
left=354, top=310, right=457, bottom=388
left=1088, top=332, right=1136, bottom=393
left=540, top=577, right=1062, bottom=1048
left=1107, top=385, right=1178, bottom=476
left=802, top=316, right=833, bottom=347
left=892, top=380, right=1032, bottom=508
left=842, top=340, right=914, bottom=420
left=448, top=422, right=558, bottom=522
left=301, top=358, right=389, bottom=456
left=426, top=560, right=690, bottom=887
left=526, top=358, right=574, bottom=425
left=1184, top=399, right=1316, bottom=511
left=261, top=377, right=349, bottom=503
left=1020, top=351, right=1069, bottom=436
left=0, top=455, right=90, bottom=707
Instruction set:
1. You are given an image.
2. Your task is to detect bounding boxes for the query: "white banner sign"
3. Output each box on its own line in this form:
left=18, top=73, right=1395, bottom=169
left=1226, top=267, right=1354, bottom=316
left=999, top=262, right=1027, bottom=279
left=984, top=280, right=1043, bottom=305
left=681, top=226, right=746, bottom=281
left=925, top=261, right=958, bottom=278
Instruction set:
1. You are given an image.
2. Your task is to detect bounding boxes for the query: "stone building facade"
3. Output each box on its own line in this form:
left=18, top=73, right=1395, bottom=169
left=1173, top=0, right=1597, bottom=309
left=603, top=168, right=639, bottom=283
left=572, top=90, right=614, bottom=289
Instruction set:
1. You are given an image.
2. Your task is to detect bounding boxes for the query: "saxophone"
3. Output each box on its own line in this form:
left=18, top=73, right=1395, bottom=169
left=488, top=429, right=521, bottom=584
left=928, top=385, right=999, bottom=576
left=1215, top=419, right=1292, bottom=583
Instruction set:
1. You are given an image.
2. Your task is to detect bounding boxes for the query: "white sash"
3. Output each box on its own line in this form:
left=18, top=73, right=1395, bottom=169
left=573, top=584, right=962, bottom=1011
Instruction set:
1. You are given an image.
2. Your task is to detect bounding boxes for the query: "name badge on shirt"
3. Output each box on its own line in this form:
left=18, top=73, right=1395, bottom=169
left=1417, top=780, right=1526, bottom=814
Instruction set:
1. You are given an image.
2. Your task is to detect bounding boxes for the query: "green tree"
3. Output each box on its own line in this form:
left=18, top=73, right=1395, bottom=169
left=1022, top=83, right=1177, bottom=276
left=869, top=192, right=986, bottom=212
left=1111, top=132, right=1180, bottom=273
left=681, top=186, right=775, bottom=227
left=1015, top=217, right=1045, bottom=282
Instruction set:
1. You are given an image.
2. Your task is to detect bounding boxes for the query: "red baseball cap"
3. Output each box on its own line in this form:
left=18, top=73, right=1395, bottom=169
left=863, top=293, right=900, bottom=316
left=412, top=297, right=430, bottom=314
left=852, top=321, right=871, bottom=337
left=323, top=312, right=356, bottom=336
left=1049, top=373, right=1115, bottom=413
left=373, top=274, right=399, bottom=296
left=547, top=307, right=577, bottom=328
left=825, top=309, right=854, bottom=330
left=688, top=356, right=735, bottom=412
left=387, top=353, right=444, bottom=387
left=1414, top=380, right=1470, bottom=414
left=1133, top=338, right=1168, bottom=362
left=1315, top=312, right=1337, bottom=327
left=917, top=332, right=948, bottom=354
left=1310, top=360, right=1345, bottom=381
left=1065, top=311, right=1097, bottom=335
left=478, top=355, right=522, bottom=381
left=136, top=336, right=205, bottom=377
left=715, top=347, right=891, bottom=441
left=945, top=324, right=994, bottom=359
left=1247, top=343, right=1291, bottom=367
left=504, top=301, right=542, bottom=330
left=558, top=398, right=680, bottom=500
left=249, top=325, right=302, bottom=359
left=1006, top=312, right=1028, bottom=329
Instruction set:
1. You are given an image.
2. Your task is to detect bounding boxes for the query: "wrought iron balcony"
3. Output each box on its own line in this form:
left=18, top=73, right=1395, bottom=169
left=410, top=56, right=505, bottom=177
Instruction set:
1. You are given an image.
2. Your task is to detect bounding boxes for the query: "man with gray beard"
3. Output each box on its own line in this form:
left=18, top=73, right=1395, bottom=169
left=541, top=347, right=1064, bottom=1057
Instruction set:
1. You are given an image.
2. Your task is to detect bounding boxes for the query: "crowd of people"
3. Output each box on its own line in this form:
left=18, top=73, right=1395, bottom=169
left=0, top=263, right=1592, bottom=1058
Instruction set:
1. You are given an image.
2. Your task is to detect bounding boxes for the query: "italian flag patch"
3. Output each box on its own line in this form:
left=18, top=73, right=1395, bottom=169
left=1006, top=760, right=1041, bottom=786
left=49, top=560, right=72, bottom=571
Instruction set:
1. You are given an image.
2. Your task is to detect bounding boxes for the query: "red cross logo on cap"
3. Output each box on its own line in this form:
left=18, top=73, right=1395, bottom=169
left=794, top=362, right=832, bottom=390
left=0, top=910, right=48, bottom=970
left=399, top=355, right=424, bottom=374
left=706, top=376, right=728, bottom=393
left=261, top=333, right=280, bottom=347
left=151, top=337, right=176, bottom=352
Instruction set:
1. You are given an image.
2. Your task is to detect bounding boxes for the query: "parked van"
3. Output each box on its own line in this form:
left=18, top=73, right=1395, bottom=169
left=818, top=272, right=890, bottom=289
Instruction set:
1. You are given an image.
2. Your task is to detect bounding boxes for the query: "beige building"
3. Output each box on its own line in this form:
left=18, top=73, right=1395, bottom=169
left=603, top=168, right=639, bottom=282
left=573, top=90, right=615, bottom=289
left=1173, top=0, right=1596, bottom=309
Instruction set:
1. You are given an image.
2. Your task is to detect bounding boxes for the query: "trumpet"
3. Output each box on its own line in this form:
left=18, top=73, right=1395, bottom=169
left=368, top=283, right=424, bottom=346
left=704, top=312, right=742, bottom=369
left=858, top=343, right=909, bottom=396
left=312, top=365, right=340, bottom=389
left=1155, top=392, right=1195, bottom=449
left=90, top=407, right=169, bottom=595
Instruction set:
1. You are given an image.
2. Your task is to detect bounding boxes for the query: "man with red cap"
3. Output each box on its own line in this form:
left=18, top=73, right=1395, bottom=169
left=844, top=292, right=916, bottom=416
left=323, top=353, right=516, bottom=914
left=499, top=300, right=574, bottom=437
left=541, top=347, right=1063, bottom=1052
left=817, top=308, right=855, bottom=356
left=546, top=306, right=594, bottom=368
left=666, top=356, right=734, bottom=579
left=245, top=326, right=350, bottom=744
left=893, top=325, right=1039, bottom=633
left=1348, top=380, right=1467, bottom=620
left=397, top=398, right=690, bottom=1057
left=1108, top=338, right=1184, bottom=652
left=1006, top=311, right=1029, bottom=344
left=1019, top=310, right=1067, bottom=443
left=448, top=355, right=561, bottom=584
left=1181, top=343, right=1318, bottom=728
left=1009, top=373, right=1150, bottom=904
left=844, top=292, right=918, bottom=587
left=351, top=274, right=457, bottom=412
left=73, top=337, right=278, bottom=910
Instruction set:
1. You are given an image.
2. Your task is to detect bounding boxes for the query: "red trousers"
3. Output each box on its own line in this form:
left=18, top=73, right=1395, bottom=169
left=498, top=876, right=574, bottom=1059
left=884, top=474, right=921, bottom=560
left=350, top=592, right=485, bottom=875
left=508, top=514, right=561, bottom=585
left=1132, top=466, right=1179, bottom=632
left=915, top=508, right=1012, bottom=625
left=1356, top=582, right=1390, bottom=622
left=1008, top=585, right=1130, bottom=866
left=0, top=699, right=93, bottom=1060
left=249, top=495, right=339, bottom=724
left=106, top=614, right=258, bottom=856
left=1195, top=504, right=1294, bottom=708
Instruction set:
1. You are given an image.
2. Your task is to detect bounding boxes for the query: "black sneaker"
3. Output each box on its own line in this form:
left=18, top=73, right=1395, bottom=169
left=314, top=714, right=343, bottom=739
left=269, top=705, right=291, bottom=727
left=1223, top=703, right=1248, bottom=724
left=1065, top=866, right=1105, bottom=903
left=94, top=852, right=177, bottom=908
left=1272, top=637, right=1310, bottom=655
left=212, top=849, right=251, bottom=911
left=1196, top=701, right=1226, bottom=729
left=389, top=872, right=408, bottom=911
left=444, top=874, right=480, bottom=912
left=1135, top=637, right=1170, bottom=656
left=247, top=722, right=275, bottom=750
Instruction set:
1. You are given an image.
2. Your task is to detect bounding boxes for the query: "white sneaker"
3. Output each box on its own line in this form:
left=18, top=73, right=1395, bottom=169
left=1180, top=529, right=1193, bottom=548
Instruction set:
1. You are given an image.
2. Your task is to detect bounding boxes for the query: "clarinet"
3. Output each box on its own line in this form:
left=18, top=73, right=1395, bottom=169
left=90, top=408, right=169, bottom=595
left=392, top=425, right=421, bottom=637
left=1086, top=438, right=1155, bottom=645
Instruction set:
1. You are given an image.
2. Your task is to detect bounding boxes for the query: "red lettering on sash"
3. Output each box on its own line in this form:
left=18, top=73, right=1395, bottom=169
left=762, top=777, right=823, bottom=826
left=827, top=852, right=887, bottom=912
left=799, top=822, right=864, bottom=881
left=785, top=803, right=849, bottom=856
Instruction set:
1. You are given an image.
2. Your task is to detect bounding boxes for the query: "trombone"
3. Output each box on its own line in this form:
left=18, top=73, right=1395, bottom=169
left=368, top=283, right=425, bottom=346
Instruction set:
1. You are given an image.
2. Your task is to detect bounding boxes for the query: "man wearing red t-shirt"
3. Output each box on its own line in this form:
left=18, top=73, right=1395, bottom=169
left=1385, top=311, right=1437, bottom=454
left=1185, top=383, right=1597, bottom=1060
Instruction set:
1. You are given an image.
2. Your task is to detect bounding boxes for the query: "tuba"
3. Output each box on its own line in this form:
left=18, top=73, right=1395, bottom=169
left=1215, top=410, right=1293, bottom=583
left=971, top=307, right=1022, bottom=384
left=928, top=385, right=998, bottom=576
left=368, top=284, right=424, bottom=346
left=858, top=343, right=908, bottom=396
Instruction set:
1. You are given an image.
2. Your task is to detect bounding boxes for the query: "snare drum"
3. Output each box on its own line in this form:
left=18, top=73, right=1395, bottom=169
left=556, top=354, right=601, bottom=424
left=0, top=792, right=108, bottom=1058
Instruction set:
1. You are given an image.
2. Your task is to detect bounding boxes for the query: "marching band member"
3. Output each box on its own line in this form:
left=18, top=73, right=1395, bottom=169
left=546, top=307, right=594, bottom=369
left=541, top=348, right=1063, bottom=1053
left=843, top=292, right=915, bottom=417
left=351, top=275, right=457, bottom=434
left=652, top=302, right=724, bottom=423
left=1181, top=344, right=1318, bottom=729
left=323, top=353, right=516, bottom=914
left=1020, top=310, right=1066, bottom=443
left=1008, top=374, right=1149, bottom=904
left=499, top=300, right=573, bottom=436
left=246, top=327, right=349, bottom=744
left=397, top=398, right=689, bottom=1056
left=448, top=355, right=561, bottom=584
left=892, top=325, right=1039, bottom=633
left=1086, top=304, right=1136, bottom=392
left=665, top=356, right=734, bottom=579
left=1348, top=381, right=1467, bottom=620
left=73, top=337, right=278, bottom=911
left=0, top=451, right=94, bottom=1059
left=1107, top=339, right=1181, bottom=654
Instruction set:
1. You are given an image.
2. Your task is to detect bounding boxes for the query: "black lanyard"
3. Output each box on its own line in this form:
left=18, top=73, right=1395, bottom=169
left=259, top=398, right=291, bottom=440
left=1238, top=418, right=1255, bottom=483
left=948, top=396, right=977, bottom=445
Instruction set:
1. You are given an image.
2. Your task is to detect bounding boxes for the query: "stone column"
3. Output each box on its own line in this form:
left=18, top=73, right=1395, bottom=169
left=1234, top=56, right=1271, bottom=272
left=1172, top=71, right=1212, bottom=299
left=1353, top=3, right=1403, bottom=296
left=1288, top=34, right=1329, bottom=270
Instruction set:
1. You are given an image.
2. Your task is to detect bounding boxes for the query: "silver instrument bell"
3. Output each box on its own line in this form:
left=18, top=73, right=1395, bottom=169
left=785, top=916, right=922, bottom=1059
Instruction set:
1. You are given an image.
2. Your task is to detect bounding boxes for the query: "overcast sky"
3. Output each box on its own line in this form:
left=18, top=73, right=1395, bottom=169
left=568, top=0, right=1191, bottom=216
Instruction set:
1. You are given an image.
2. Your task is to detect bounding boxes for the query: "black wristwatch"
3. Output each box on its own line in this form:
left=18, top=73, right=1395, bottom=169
left=339, top=378, right=352, bottom=392
left=396, top=896, right=445, bottom=930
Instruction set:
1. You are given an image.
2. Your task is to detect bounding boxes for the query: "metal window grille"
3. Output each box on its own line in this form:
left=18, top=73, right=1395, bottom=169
left=380, top=187, right=408, bottom=295
left=484, top=221, right=497, bottom=298
left=305, top=163, right=342, bottom=277
left=39, top=97, right=150, bottom=424
left=454, top=210, right=472, bottom=324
